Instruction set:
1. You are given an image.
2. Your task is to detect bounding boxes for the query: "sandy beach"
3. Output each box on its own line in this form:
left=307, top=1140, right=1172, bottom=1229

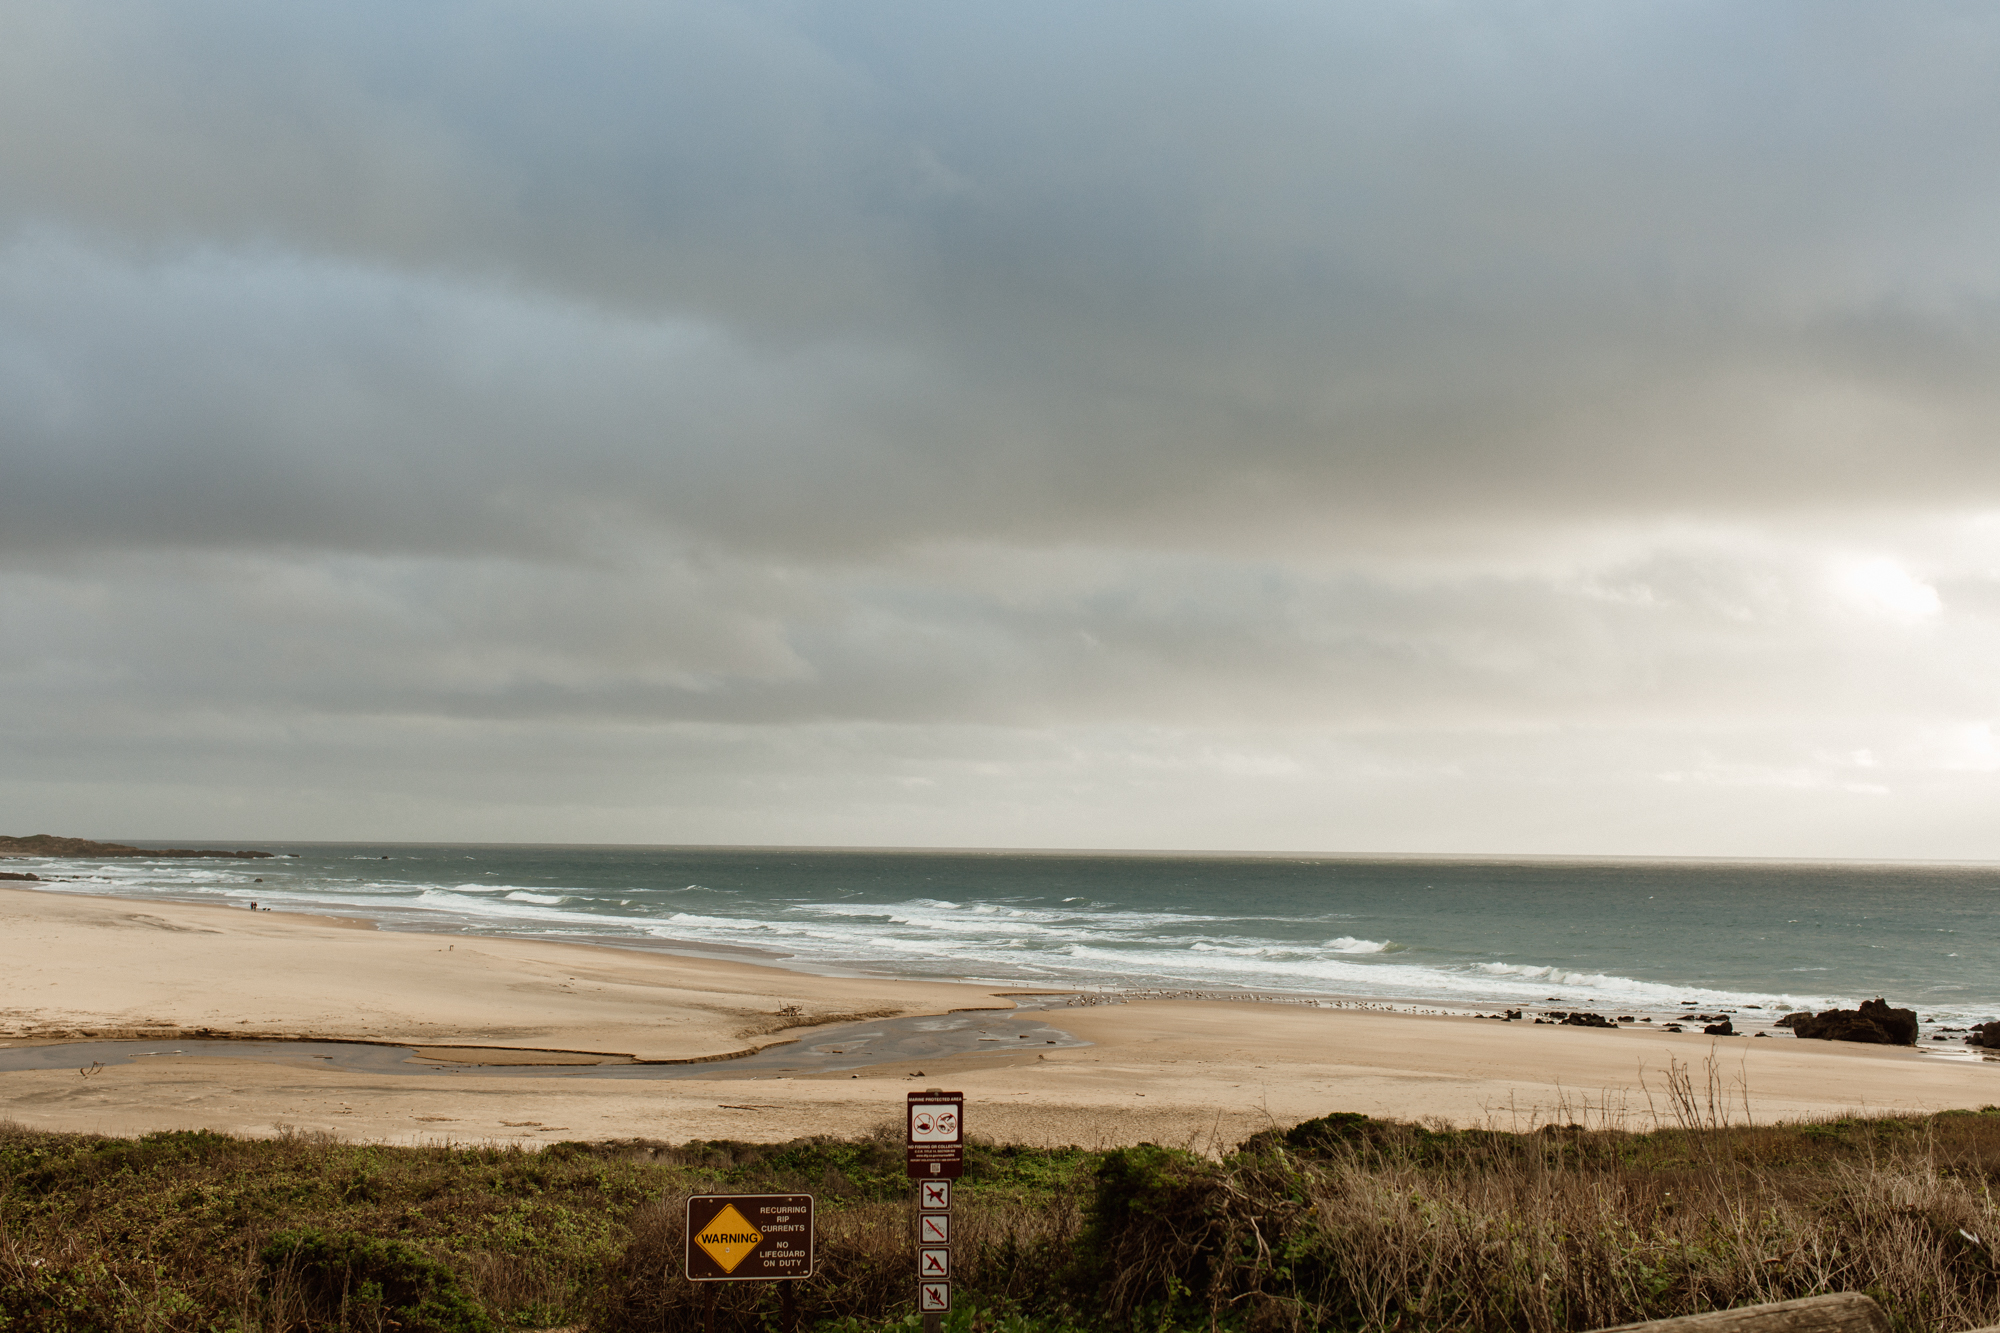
left=2, top=885, right=1995, bottom=1149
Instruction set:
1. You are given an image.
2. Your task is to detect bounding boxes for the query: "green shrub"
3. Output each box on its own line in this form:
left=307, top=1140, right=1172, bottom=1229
left=259, top=1228, right=497, bottom=1333
left=1074, top=1144, right=1230, bottom=1318
left=1281, top=1110, right=1378, bottom=1155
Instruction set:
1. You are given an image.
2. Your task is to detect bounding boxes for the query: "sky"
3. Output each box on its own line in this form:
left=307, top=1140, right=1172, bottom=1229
left=6, top=1, right=2000, bottom=857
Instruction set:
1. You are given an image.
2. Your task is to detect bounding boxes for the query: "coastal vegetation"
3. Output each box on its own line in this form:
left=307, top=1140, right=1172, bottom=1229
left=0, top=835, right=272, bottom=860
left=5, top=1090, right=2000, bottom=1333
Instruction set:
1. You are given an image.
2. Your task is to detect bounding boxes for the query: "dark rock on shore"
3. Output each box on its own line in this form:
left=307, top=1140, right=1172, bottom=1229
left=0, top=870, right=40, bottom=881
left=1966, top=1021, right=2000, bottom=1048
left=1787, top=998, right=1919, bottom=1046
left=0, top=834, right=274, bottom=860
left=1703, top=1018, right=1734, bottom=1036
left=1561, top=1012, right=1616, bottom=1028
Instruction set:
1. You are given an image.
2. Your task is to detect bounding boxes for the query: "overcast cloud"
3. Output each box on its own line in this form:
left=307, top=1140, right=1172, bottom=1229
left=7, top=1, right=2000, bottom=855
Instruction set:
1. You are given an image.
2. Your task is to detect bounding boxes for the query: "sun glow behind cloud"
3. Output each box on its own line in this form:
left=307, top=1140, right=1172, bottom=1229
left=1830, top=557, right=1943, bottom=624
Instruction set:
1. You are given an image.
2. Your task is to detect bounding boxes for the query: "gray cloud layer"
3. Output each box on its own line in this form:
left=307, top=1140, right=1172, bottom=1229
left=6, top=1, right=2000, bottom=852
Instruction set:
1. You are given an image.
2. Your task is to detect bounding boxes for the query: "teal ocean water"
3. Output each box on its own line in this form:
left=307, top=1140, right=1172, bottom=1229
left=14, top=845, right=1998, bottom=1027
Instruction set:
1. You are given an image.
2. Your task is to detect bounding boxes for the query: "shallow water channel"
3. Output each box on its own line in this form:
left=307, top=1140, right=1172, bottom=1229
left=0, top=1008, right=1088, bottom=1080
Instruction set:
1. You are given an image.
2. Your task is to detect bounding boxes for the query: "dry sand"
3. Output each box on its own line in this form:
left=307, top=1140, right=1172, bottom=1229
left=3, top=885, right=1996, bottom=1149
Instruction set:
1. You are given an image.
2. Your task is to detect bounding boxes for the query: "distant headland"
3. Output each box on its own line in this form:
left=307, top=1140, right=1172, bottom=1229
left=0, top=834, right=274, bottom=860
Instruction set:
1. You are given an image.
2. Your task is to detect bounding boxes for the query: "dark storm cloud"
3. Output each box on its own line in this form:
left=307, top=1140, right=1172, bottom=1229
left=8, top=1, right=2000, bottom=849
left=7, top=1, right=2000, bottom=565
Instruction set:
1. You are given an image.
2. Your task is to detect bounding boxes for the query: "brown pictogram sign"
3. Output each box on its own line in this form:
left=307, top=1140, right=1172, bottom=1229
left=684, top=1194, right=815, bottom=1281
left=906, top=1090, right=964, bottom=1179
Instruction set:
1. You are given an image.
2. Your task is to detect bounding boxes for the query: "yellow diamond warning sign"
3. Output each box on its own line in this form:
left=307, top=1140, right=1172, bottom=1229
left=694, top=1204, right=762, bottom=1273
left=685, top=1194, right=815, bottom=1282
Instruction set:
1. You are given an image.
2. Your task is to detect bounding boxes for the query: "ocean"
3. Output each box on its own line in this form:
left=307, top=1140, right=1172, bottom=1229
left=13, top=843, right=1997, bottom=1033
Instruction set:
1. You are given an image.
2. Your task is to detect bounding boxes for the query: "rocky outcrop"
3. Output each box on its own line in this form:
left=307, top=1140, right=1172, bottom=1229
left=0, top=870, right=39, bottom=881
left=0, top=834, right=273, bottom=860
left=1787, top=998, right=1918, bottom=1046
left=1703, top=1018, right=1734, bottom=1036
left=1966, top=1021, right=2000, bottom=1048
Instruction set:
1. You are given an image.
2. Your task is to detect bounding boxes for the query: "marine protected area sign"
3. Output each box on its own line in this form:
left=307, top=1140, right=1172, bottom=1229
left=685, top=1194, right=815, bottom=1281
left=906, top=1090, right=965, bottom=1179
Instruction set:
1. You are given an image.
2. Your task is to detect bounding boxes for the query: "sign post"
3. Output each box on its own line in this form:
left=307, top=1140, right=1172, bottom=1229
left=907, top=1090, right=963, bottom=1331
left=685, top=1193, right=815, bottom=1333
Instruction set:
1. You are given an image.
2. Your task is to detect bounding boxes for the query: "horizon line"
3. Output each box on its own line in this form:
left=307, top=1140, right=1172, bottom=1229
left=64, top=836, right=2000, bottom=869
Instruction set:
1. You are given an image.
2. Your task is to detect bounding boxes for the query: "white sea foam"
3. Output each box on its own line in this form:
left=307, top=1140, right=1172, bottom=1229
left=18, top=848, right=1985, bottom=1021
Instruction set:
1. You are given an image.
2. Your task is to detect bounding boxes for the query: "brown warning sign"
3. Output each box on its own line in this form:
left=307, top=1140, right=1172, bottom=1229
left=906, top=1090, right=965, bottom=1179
left=684, top=1194, right=815, bottom=1281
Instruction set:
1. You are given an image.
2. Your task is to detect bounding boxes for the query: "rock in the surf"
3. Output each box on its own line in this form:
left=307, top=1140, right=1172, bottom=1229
left=1789, top=998, right=1918, bottom=1046
left=1966, top=1021, right=2000, bottom=1048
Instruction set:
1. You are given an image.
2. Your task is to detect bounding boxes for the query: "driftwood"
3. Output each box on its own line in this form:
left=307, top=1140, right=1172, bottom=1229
left=1588, top=1293, right=1889, bottom=1333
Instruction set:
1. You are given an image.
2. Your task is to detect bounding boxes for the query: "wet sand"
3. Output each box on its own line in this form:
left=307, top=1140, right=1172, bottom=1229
left=3, top=885, right=1996, bottom=1148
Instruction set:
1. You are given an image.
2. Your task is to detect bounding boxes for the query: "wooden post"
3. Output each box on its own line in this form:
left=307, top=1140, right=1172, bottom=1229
left=704, top=1283, right=716, bottom=1333
left=1588, top=1293, right=1889, bottom=1333
left=781, top=1279, right=798, bottom=1333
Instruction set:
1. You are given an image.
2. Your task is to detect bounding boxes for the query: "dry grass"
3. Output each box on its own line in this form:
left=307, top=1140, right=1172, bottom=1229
left=1067, top=1063, right=2000, bottom=1333
left=1276, top=1120, right=2000, bottom=1333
